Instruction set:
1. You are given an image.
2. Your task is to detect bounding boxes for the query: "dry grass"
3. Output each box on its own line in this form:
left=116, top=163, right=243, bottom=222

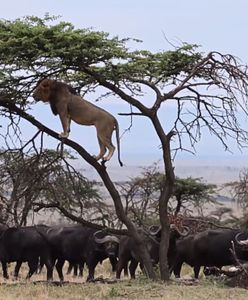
left=0, top=263, right=247, bottom=300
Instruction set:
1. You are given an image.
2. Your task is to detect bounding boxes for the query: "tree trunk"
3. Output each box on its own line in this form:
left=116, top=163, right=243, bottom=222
left=151, top=117, right=176, bottom=280
left=159, top=224, right=170, bottom=280
left=158, top=187, right=171, bottom=281
left=175, top=195, right=182, bottom=216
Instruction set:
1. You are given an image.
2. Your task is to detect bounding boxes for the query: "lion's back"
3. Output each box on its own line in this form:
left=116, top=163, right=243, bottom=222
left=69, top=95, right=115, bottom=126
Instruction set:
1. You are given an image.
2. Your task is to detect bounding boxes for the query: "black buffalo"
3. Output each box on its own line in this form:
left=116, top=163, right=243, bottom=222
left=36, top=225, right=119, bottom=281
left=172, top=229, right=248, bottom=278
left=116, top=224, right=189, bottom=279
left=0, top=226, right=53, bottom=280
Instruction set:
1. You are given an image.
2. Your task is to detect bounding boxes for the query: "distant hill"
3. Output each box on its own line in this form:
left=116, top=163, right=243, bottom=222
left=80, top=161, right=243, bottom=184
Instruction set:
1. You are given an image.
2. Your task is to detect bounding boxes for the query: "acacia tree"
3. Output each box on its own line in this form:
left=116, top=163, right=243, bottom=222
left=0, top=149, right=105, bottom=226
left=173, top=177, right=217, bottom=216
left=226, top=169, right=248, bottom=211
left=119, top=164, right=217, bottom=224
left=1, top=16, right=248, bottom=280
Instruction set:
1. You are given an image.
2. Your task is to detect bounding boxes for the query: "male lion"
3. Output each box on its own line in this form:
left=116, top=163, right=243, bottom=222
left=33, top=78, right=123, bottom=166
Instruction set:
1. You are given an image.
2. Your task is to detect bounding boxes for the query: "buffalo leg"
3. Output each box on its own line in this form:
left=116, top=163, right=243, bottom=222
left=66, top=262, right=73, bottom=275
left=1, top=261, right=9, bottom=279
left=14, top=261, right=22, bottom=279
left=193, top=265, right=201, bottom=279
left=37, top=257, right=44, bottom=274
left=55, top=259, right=65, bottom=281
left=109, top=256, right=118, bottom=272
left=78, top=262, right=84, bottom=277
left=26, top=258, right=38, bottom=279
left=116, top=258, right=128, bottom=279
left=74, top=262, right=84, bottom=277
left=73, top=264, right=78, bottom=277
left=86, top=259, right=98, bottom=282
left=124, top=263, right=128, bottom=277
left=44, top=258, right=53, bottom=281
left=139, top=262, right=144, bottom=273
left=173, top=260, right=183, bottom=278
left=129, top=259, right=138, bottom=279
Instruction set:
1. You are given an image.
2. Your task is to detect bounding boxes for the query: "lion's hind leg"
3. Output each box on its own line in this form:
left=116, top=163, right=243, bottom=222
left=95, top=122, right=115, bottom=163
left=93, top=136, right=107, bottom=162
left=95, top=133, right=115, bottom=163
left=101, top=136, right=115, bottom=162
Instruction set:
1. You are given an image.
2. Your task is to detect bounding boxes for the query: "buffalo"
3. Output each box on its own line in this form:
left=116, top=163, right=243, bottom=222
left=36, top=225, right=120, bottom=281
left=116, top=224, right=189, bottom=279
left=172, top=229, right=248, bottom=278
left=0, top=226, right=53, bottom=280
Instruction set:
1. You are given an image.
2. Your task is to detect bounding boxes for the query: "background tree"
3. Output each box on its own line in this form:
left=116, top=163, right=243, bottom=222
left=173, top=177, right=217, bottom=216
left=226, top=169, right=248, bottom=211
left=119, top=163, right=217, bottom=224
left=0, top=149, right=110, bottom=227
left=224, top=169, right=248, bottom=228
left=1, top=16, right=248, bottom=280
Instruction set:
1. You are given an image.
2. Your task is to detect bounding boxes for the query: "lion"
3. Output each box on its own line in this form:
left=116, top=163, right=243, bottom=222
left=33, top=78, right=123, bottom=166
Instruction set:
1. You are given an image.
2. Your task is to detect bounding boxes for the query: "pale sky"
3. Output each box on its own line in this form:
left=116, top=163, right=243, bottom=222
left=1, top=0, right=248, bottom=165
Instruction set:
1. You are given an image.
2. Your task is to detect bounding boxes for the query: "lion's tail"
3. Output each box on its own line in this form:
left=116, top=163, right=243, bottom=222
left=115, top=119, right=123, bottom=167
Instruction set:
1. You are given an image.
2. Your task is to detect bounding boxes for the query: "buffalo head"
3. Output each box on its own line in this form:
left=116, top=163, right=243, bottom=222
left=94, top=230, right=119, bottom=257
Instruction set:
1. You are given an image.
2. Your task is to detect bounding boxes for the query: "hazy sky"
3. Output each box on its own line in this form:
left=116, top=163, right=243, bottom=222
left=1, top=1, right=248, bottom=165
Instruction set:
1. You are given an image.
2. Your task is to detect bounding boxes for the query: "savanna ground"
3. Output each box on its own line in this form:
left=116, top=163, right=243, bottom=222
left=0, top=262, right=247, bottom=300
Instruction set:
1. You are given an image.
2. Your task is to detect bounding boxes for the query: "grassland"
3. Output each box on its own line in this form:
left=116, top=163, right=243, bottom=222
left=0, top=263, right=247, bottom=300
left=1, top=277, right=248, bottom=300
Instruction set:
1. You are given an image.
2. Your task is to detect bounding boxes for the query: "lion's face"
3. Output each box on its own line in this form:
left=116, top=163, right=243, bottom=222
left=33, top=79, right=53, bottom=102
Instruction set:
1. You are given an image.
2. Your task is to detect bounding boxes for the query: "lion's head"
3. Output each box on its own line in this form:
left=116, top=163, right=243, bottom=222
left=33, top=79, right=78, bottom=102
left=33, top=79, right=78, bottom=115
left=33, top=78, right=54, bottom=103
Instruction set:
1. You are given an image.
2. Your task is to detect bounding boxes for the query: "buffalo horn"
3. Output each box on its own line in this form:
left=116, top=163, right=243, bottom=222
left=94, top=231, right=119, bottom=244
left=170, top=224, right=190, bottom=237
left=149, top=225, right=161, bottom=236
left=235, top=232, right=248, bottom=246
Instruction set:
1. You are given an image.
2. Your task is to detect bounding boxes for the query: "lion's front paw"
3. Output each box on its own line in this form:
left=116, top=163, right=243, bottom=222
left=59, top=132, right=69, bottom=138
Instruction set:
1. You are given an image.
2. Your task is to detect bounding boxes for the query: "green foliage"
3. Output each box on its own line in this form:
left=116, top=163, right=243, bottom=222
left=0, top=16, right=125, bottom=66
left=0, top=15, right=203, bottom=106
left=174, top=177, right=217, bottom=215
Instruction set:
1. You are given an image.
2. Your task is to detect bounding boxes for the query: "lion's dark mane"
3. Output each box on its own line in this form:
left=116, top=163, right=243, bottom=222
left=47, top=80, right=78, bottom=116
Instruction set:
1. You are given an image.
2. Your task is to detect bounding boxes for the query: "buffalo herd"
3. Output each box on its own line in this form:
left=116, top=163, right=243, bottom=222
left=0, top=222, right=248, bottom=282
